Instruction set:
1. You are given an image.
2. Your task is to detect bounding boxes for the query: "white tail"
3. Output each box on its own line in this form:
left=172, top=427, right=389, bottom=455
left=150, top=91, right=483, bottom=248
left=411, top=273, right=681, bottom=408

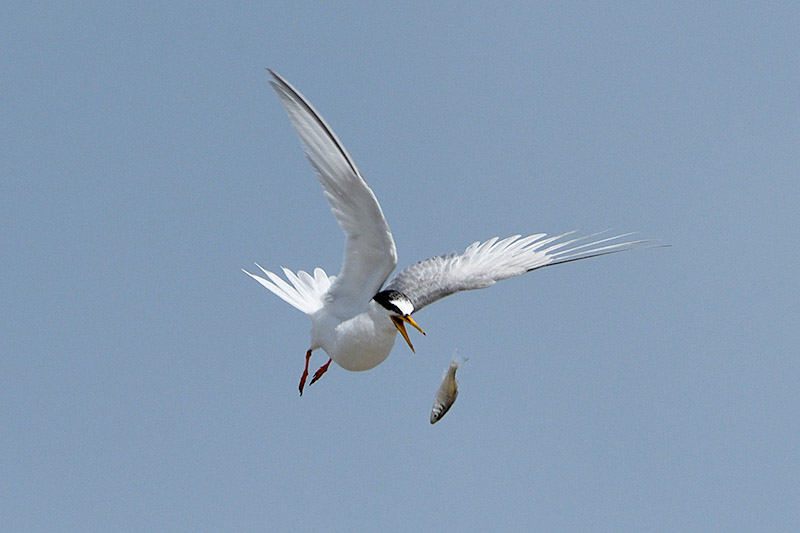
left=243, top=265, right=334, bottom=315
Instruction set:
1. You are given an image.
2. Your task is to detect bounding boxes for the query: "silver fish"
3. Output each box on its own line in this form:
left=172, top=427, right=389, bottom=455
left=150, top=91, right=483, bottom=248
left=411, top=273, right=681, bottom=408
left=430, top=355, right=466, bottom=424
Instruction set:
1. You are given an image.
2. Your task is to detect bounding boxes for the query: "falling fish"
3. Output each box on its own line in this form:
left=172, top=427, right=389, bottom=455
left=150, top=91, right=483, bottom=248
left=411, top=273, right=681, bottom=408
left=430, top=354, right=467, bottom=424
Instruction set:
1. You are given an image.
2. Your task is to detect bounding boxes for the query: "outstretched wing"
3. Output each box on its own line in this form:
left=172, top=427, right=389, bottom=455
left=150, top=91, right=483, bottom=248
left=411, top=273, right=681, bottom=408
left=383, top=232, right=654, bottom=314
left=268, top=70, right=397, bottom=314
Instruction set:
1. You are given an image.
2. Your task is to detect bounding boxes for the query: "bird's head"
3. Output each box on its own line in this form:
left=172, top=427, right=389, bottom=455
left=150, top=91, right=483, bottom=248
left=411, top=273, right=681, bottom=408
left=373, top=290, right=426, bottom=352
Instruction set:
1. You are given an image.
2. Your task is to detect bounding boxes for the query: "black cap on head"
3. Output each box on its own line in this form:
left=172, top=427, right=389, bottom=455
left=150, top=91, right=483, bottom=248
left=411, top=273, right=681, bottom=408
left=373, top=290, right=414, bottom=316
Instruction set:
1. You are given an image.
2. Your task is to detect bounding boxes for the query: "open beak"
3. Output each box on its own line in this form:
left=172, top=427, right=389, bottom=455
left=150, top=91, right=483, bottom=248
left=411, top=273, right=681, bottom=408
left=391, top=315, right=426, bottom=353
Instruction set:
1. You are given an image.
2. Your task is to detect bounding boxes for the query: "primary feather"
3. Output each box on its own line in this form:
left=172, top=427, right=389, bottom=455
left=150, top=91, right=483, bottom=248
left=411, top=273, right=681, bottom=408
left=268, top=70, right=397, bottom=316
left=384, top=231, right=652, bottom=313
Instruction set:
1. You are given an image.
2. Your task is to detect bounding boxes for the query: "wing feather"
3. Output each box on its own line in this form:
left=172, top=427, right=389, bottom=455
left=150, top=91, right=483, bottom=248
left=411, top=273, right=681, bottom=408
left=268, top=70, right=397, bottom=315
left=384, top=232, right=656, bottom=313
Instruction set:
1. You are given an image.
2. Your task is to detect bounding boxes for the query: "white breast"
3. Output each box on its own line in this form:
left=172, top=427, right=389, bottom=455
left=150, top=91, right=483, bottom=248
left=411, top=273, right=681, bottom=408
left=311, top=301, right=398, bottom=371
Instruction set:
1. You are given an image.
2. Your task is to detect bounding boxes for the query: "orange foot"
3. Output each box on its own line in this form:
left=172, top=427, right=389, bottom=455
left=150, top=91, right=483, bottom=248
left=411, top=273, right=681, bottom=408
left=309, top=358, right=332, bottom=387
left=298, top=349, right=313, bottom=396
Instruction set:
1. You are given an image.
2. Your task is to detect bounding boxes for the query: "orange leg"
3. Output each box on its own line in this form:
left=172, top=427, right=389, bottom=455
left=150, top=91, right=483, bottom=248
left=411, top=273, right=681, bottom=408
left=298, top=349, right=313, bottom=396
left=309, top=358, right=332, bottom=387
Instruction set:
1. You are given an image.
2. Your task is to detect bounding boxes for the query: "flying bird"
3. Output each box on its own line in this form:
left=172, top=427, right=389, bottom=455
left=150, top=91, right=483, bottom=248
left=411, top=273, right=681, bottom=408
left=245, top=70, right=655, bottom=395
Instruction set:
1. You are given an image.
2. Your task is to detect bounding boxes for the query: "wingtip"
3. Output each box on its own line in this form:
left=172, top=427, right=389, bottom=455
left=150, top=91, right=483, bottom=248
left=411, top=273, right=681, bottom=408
left=268, top=69, right=288, bottom=86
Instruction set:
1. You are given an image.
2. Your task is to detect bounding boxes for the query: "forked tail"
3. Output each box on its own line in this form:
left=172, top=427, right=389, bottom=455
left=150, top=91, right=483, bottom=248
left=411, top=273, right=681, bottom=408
left=242, top=265, right=334, bottom=315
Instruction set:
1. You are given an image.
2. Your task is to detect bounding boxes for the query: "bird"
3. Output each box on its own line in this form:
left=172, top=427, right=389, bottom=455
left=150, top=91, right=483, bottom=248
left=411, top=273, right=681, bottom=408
left=245, top=70, right=657, bottom=395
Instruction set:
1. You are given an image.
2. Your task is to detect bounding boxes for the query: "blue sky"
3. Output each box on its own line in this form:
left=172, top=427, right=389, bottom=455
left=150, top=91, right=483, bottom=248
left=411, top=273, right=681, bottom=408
left=3, top=2, right=798, bottom=530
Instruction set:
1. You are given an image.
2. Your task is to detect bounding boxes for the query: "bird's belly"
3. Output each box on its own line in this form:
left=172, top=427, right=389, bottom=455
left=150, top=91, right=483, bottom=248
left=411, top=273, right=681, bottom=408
left=315, top=313, right=397, bottom=372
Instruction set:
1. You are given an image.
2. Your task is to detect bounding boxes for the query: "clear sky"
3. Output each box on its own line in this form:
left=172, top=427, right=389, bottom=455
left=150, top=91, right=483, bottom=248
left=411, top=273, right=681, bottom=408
left=3, top=2, right=799, bottom=531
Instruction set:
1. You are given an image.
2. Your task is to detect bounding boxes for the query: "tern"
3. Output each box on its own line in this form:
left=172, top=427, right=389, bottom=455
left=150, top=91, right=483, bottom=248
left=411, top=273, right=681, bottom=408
left=245, top=70, right=656, bottom=395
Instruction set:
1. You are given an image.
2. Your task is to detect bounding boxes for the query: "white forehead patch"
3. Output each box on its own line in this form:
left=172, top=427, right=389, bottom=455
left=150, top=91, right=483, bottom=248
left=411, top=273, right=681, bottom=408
left=391, top=295, right=414, bottom=316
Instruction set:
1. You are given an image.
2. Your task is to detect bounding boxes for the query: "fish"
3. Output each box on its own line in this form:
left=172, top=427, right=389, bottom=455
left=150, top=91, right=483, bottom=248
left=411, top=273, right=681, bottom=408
left=430, top=353, right=467, bottom=424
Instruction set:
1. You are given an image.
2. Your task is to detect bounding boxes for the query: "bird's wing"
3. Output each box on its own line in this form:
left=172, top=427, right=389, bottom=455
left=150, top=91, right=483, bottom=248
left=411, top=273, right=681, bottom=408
left=268, top=70, right=397, bottom=314
left=383, top=232, right=654, bottom=313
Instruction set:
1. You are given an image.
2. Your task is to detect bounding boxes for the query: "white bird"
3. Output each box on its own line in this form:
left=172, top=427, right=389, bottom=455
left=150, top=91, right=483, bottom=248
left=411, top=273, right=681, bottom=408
left=245, top=70, right=656, bottom=395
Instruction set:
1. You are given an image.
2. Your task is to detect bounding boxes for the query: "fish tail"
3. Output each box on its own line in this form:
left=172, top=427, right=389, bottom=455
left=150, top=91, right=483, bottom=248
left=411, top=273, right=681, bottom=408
left=450, top=349, right=468, bottom=368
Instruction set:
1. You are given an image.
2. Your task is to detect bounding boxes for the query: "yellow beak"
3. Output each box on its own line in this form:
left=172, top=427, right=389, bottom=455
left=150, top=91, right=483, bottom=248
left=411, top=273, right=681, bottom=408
left=391, top=315, right=426, bottom=353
